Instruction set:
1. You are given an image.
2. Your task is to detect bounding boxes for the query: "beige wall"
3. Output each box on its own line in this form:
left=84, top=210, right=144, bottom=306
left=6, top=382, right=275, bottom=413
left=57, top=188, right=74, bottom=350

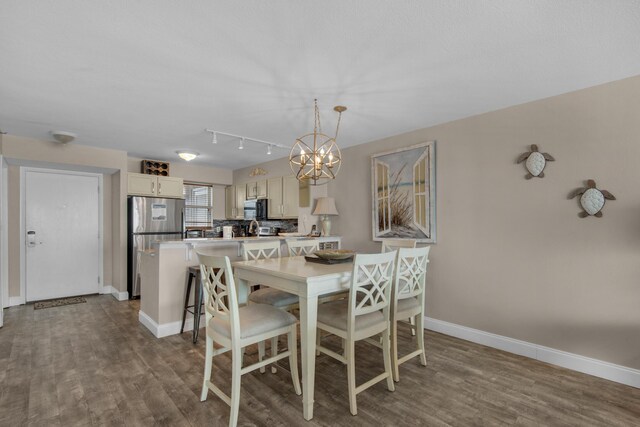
left=7, top=165, right=20, bottom=298
left=1, top=135, right=129, bottom=297
left=126, top=157, right=232, bottom=185
left=323, top=75, right=640, bottom=370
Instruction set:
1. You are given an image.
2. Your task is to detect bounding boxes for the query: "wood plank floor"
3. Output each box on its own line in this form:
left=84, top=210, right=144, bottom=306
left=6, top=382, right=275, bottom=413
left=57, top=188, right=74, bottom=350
left=1, top=295, right=639, bottom=426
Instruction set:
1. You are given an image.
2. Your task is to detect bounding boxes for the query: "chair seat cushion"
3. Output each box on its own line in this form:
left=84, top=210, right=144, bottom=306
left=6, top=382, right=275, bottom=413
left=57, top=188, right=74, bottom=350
left=248, top=288, right=299, bottom=308
left=209, top=304, right=297, bottom=339
left=317, top=300, right=385, bottom=332
left=396, top=297, right=421, bottom=318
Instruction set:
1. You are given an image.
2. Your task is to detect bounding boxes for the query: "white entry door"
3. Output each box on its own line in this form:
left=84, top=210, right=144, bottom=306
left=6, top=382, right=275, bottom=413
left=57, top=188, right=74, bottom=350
left=25, top=169, right=101, bottom=302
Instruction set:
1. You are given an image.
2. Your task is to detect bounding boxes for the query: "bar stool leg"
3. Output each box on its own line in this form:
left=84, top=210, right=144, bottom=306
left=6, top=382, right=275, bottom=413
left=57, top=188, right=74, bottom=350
left=180, top=271, right=194, bottom=334
left=193, top=278, right=203, bottom=344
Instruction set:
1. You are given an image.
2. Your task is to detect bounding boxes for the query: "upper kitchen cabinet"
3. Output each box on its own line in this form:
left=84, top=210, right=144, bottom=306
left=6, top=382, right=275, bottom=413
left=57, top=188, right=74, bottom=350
left=246, top=179, right=267, bottom=200
left=225, top=186, right=234, bottom=219
left=267, top=176, right=302, bottom=219
left=225, top=185, right=246, bottom=219
left=128, top=173, right=184, bottom=199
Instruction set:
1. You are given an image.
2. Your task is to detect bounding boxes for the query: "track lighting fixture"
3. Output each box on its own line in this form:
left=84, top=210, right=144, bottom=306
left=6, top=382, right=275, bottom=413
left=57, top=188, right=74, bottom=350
left=204, top=129, right=288, bottom=156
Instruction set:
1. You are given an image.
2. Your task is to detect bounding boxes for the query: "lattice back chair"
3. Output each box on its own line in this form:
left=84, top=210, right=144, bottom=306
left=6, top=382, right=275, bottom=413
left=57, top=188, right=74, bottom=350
left=243, top=240, right=281, bottom=260
left=315, top=251, right=397, bottom=415
left=381, top=238, right=417, bottom=253
left=243, top=240, right=299, bottom=373
left=391, top=246, right=430, bottom=382
left=285, top=238, right=320, bottom=257
left=380, top=239, right=419, bottom=334
left=197, top=253, right=301, bottom=427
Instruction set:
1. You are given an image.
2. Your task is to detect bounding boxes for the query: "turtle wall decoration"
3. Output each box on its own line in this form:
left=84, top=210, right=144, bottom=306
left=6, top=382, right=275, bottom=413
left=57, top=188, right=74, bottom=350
left=517, top=144, right=555, bottom=179
left=568, top=179, right=616, bottom=218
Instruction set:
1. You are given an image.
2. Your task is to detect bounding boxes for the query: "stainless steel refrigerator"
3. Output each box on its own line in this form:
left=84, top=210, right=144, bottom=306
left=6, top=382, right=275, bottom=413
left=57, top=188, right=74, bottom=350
left=128, top=196, right=185, bottom=299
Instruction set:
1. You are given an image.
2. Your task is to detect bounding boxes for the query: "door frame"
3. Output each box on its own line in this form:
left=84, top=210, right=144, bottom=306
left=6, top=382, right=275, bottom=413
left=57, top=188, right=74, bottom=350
left=0, top=156, right=5, bottom=322
left=20, top=167, right=104, bottom=303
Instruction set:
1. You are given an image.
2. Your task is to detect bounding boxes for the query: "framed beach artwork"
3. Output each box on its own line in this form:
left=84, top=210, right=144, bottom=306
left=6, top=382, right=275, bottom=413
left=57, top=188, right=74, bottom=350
left=371, top=141, right=436, bottom=243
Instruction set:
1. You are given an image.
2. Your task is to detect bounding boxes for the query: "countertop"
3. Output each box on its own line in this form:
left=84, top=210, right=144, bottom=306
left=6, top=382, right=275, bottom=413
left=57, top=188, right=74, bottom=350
left=154, top=235, right=341, bottom=247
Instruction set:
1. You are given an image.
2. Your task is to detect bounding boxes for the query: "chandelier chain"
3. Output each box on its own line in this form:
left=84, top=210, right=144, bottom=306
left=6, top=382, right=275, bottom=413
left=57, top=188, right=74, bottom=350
left=314, top=99, right=322, bottom=136
left=335, top=109, right=343, bottom=140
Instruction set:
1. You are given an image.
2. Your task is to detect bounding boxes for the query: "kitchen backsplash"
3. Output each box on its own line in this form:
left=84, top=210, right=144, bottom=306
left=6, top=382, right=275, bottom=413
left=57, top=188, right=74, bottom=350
left=202, top=219, right=298, bottom=238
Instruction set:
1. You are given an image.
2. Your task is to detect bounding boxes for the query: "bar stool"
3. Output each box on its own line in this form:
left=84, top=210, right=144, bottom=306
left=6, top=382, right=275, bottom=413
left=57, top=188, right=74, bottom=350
left=180, top=265, right=203, bottom=343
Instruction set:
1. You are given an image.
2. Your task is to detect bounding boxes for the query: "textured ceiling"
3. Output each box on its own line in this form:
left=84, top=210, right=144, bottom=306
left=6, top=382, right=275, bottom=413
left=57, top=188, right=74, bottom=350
left=1, top=1, right=640, bottom=169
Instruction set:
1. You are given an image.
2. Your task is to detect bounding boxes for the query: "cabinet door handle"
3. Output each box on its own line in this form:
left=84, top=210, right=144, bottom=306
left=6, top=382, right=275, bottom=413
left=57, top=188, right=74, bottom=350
left=151, top=181, right=155, bottom=194
left=158, top=182, right=162, bottom=195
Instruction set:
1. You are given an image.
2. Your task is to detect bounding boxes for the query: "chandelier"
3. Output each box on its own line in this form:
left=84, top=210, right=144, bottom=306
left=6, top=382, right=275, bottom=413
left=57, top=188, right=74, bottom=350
left=289, top=99, right=346, bottom=185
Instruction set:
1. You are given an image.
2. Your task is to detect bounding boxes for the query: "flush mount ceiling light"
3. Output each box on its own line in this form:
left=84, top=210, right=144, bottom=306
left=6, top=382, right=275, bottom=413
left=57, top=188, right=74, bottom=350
left=176, top=150, right=199, bottom=161
left=51, top=130, right=77, bottom=144
left=289, top=99, right=345, bottom=185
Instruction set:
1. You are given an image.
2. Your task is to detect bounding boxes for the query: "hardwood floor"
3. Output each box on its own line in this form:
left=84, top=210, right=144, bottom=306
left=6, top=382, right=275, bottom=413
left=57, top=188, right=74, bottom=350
left=1, top=295, right=639, bottom=426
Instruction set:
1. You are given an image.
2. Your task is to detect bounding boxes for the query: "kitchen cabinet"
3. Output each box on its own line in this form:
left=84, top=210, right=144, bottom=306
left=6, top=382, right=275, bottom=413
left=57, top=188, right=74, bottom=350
left=128, top=173, right=184, bottom=198
left=267, top=176, right=299, bottom=219
left=225, top=185, right=246, bottom=219
left=225, top=186, right=234, bottom=219
left=246, top=180, right=267, bottom=200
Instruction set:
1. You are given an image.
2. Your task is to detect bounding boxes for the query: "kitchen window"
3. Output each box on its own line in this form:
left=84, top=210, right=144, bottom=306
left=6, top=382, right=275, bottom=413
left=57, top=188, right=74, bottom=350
left=184, top=182, right=213, bottom=228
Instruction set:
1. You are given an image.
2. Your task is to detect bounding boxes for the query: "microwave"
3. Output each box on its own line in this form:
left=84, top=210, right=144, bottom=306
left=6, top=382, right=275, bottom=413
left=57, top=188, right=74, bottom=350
left=244, top=199, right=268, bottom=220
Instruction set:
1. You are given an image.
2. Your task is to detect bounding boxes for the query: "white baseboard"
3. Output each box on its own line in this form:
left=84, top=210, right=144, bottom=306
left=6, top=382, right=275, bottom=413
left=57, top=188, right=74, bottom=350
left=101, top=285, right=129, bottom=301
left=8, top=296, right=24, bottom=306
left=424, top=317, right=640, bottom=389
left=139, top=310, right=205, bottom=339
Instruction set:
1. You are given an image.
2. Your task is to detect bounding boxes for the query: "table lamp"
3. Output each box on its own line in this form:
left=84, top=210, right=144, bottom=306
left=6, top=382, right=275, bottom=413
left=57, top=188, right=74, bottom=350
left=313, top=197, right=339, bottom=236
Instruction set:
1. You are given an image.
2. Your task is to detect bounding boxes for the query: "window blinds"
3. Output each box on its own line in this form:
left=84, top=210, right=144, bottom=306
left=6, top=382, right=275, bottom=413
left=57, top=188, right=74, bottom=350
left=184, top=183, right=213, bottom=227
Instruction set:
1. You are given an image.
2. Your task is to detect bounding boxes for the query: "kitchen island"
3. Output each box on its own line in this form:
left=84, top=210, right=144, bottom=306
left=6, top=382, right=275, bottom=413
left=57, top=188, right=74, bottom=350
left=137, top=236, right=341, bottom=338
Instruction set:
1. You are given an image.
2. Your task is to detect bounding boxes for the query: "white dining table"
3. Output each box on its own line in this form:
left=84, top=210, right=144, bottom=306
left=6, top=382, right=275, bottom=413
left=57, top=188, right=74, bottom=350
left=233, top=255, right=353, bottom=421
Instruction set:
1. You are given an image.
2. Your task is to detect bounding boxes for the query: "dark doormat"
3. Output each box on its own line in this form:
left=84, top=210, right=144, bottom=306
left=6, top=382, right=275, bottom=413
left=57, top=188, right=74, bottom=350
left=34, top=296, right=87, bottom=310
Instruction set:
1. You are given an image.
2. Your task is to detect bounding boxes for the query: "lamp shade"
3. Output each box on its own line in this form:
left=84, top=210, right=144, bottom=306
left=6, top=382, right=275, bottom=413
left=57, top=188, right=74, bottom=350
left=313, top=197, right=339, bottom=216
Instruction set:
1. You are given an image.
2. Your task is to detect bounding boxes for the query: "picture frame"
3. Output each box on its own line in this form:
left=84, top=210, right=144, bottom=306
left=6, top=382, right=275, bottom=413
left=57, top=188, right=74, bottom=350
left=371, top=141, right=436, bottom=243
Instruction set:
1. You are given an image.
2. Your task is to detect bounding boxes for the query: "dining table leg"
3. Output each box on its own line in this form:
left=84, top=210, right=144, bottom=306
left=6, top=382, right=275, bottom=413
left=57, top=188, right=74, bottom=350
left=235, top=274, right=249, bottom=305
left=298, top=294, right=318, bottom=421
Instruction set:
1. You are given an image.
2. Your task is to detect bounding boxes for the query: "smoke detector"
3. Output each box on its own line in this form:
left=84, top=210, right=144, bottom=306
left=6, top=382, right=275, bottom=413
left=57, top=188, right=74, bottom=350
left=51, top=131, right=77, bottom=144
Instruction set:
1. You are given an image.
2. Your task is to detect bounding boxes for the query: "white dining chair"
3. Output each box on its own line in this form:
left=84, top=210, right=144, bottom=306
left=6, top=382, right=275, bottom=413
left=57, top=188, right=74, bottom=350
left=244, top=241, right=299, bottom=311
left=381, top=238, right=417, bottom=253
left=197, top=253, right=301, bottom=427
left=315, top=251, right=397, bottom=415
left=243, top=240, right=299, bottom=373
left=380, top=239, right=418, bottom=335
left=391, top=246, right=430, bottom=382
left=285, top=238, right=320, bottom=256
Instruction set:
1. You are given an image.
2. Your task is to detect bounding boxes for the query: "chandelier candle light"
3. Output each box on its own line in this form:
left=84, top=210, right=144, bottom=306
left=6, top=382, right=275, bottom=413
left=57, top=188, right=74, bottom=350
left=313, top=197, right=339, bottom=236
left=289, top=99, right=346, bottom=185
